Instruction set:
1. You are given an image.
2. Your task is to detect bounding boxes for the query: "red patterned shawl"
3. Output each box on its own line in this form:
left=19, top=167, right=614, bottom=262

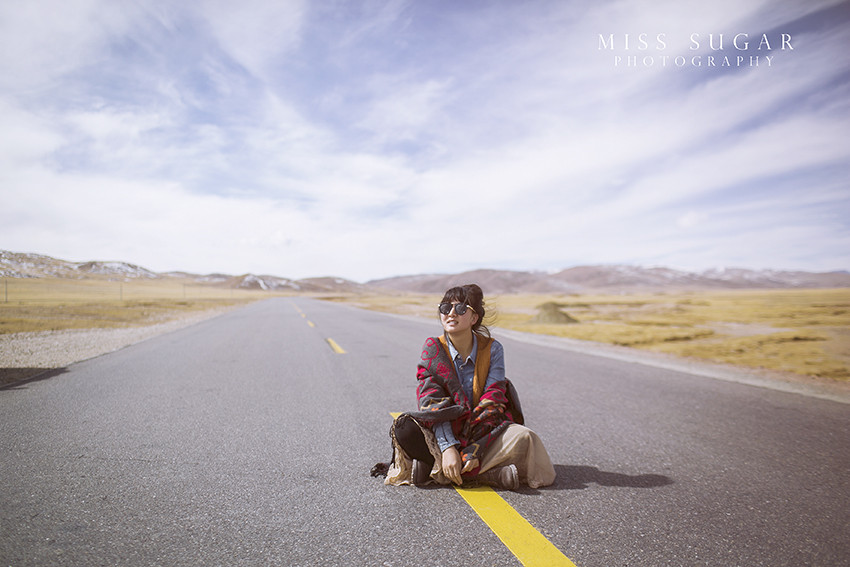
left=407, top=335, right=515, bottom=473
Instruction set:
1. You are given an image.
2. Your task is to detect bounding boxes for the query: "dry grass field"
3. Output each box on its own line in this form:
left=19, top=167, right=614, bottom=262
left=322, top=288, right=850, bottom=381
left=0, top=278, right=276, bottom=334
left=3, top=278, right=848, bottom=382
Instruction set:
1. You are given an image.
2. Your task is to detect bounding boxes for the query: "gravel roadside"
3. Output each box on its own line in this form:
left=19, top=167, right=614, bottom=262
left=0, top=306, right=238, bottom=386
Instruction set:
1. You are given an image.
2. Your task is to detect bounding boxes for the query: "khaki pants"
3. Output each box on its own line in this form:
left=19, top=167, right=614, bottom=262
left=479, top=424, right=557, bottom=488
left=386, top=422, right=556, bottom=489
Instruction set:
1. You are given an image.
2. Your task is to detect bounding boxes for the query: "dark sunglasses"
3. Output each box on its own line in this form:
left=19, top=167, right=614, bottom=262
left=438, top=302, right=475, bottom=316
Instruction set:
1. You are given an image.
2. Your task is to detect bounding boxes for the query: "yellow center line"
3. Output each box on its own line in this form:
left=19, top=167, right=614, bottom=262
left=455, top=486, right=576, bottom=566
left=294, top=305, right=344, bottom=353
left=388, top=412, right=576, bottom=566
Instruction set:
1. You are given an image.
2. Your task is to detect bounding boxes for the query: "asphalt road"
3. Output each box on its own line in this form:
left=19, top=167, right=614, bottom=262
left=1, top=297, right=848, bottom=566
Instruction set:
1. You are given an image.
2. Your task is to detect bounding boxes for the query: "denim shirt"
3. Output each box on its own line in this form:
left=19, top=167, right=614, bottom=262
left=433, top=334, right=506, bottom=452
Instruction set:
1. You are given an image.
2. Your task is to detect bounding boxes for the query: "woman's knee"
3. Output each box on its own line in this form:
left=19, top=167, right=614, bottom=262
left=394, top=416, right=434, bottom=464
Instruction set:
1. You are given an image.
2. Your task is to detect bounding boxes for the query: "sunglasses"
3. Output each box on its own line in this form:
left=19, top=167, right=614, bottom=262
left=438, top=302, right=475, bottom=316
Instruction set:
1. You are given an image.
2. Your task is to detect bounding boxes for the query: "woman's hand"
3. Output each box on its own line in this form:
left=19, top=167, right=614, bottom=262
left=461, top=458, right=479, bottom=474
left=442, top=446, right=463, bottom=485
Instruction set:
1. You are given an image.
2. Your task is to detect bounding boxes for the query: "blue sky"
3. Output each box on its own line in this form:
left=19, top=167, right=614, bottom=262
left=1, top=0, right=848, bottom=282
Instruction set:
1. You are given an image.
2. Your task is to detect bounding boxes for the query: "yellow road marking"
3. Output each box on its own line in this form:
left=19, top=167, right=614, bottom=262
left=326, top=338, right=346, bottom=354
left=455, top=486, right=576, bottom=566
left=387, top=412, right=575, bottom=566
left=294, top=304, right=344, bottom=352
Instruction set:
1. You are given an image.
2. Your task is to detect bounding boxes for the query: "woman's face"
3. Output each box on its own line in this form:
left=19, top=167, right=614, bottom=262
left=440, top=302, right=479, bottom=335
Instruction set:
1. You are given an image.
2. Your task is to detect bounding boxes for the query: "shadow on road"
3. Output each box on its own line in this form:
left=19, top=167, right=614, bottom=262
left=543, top=464, right=674, bottom=491
left=0, top=367, right=69, bottom=390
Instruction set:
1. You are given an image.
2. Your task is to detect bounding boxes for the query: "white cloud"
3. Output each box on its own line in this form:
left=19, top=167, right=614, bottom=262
left=199, top=0, right=306, bottom=79
left=0, top=0, right=132, bottom=89
left=2, top=166, right=311, bottom=274
left=0, top=100, right=64, bottom=165
left=1, top=0, right=848, bottom=280
left=676, top=211, right=706, bottom=229
left=355, top=77, right=454, bottom=144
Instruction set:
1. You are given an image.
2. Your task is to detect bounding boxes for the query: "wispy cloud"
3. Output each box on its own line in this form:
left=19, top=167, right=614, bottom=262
left=1, top=0, right=848, bottom=281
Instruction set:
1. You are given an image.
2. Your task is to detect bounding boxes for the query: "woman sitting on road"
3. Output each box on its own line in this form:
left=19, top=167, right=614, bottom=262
left=383, top=284, right=556, bottom=490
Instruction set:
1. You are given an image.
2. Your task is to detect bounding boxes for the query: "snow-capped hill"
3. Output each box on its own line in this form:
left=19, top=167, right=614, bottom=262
left=699, top=268, right=850, bottom=288
left=4, top=249, right=848, bottom=293
left=369, top=265, right=850, bottom=293
left=367, top=269, right=555, bottom=294
left=73, top=261, right=159, bottom=279
left=551, top=265, right=700, bottom=288
left=231, top=274, right=367, bottom=293
left=296, top=277, right=371, bottom=293
left=0, top=249, right=372, bottom=292
left=234, top=274, right=301, bottom=291
left=1, top=250, right=64, bottom=278
left=0, top=250, right=160, bottom=280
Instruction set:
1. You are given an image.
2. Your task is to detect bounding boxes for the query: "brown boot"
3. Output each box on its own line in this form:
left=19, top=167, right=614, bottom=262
left=476, top=464, right=519, bottom=490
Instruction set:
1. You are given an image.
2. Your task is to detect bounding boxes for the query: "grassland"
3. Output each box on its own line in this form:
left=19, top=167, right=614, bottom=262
left=321, top=288, right=850, bottom=381
left=3, top=278, right=848, bottom=382
left=0, top=278, right=276, bottom=334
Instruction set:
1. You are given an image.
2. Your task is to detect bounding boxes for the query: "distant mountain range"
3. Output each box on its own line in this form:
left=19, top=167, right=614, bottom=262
left=2, top=250, right=848, bottom=294
left=366, top=266, right=850, bottom=293
left=0, top=250, right=368, bottom=293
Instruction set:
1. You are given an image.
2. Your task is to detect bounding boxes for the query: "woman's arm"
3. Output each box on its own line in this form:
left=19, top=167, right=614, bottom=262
left=459, top=349, right=513, bottom=470
left=433, top=421, right=459, bottom=452
left=484, top=340, right=506, bottom=389
left=413, top=337, right=465, bottom=419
